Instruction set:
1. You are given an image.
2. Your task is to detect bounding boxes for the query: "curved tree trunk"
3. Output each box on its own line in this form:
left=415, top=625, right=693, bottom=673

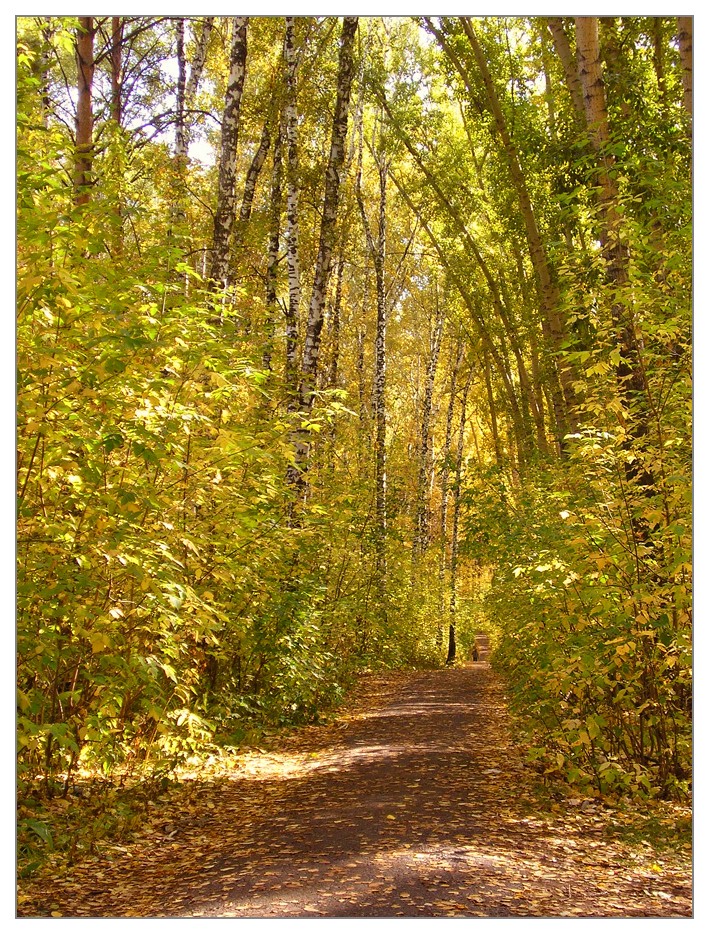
left=460, top=17, right=577, bottom=447
left=233, top=117, right=272, bottom=253
left=185, top=17, right=214, bottom=102
left=545, top=16, right=586, bottom=123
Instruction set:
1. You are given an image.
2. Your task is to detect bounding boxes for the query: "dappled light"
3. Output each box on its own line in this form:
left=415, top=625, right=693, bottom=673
left=18, top=664, right=690, bottom=918
left=17, top=11, right=690, bottom=919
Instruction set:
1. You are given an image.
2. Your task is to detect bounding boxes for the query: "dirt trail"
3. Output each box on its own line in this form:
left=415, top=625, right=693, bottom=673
left=19, top=643, right=691, bottom=918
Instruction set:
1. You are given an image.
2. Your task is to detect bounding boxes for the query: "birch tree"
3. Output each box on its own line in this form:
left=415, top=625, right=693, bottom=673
left=288, top=16, right=359, bottom=493
left=356, top=116, right=388, bottom=616
left=283, top=17, right=302, bottom=410
left=210, top=16, right=249, bottom=288
left=446, top=368, right=472, bottom=665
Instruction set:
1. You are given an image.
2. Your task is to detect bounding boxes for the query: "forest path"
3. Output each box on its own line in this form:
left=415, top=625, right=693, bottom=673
left=20, top=641, right=690, bottom=918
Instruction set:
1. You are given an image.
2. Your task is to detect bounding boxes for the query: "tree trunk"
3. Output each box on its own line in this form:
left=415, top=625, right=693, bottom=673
left=437, top=338, right=462, bottom=647
left=283, top=17, right=302, bottom=412
left=483, top=347, right=503, bottom=470
left=185, top=17, right=214, bottom=101
left=210, top=16, right=249, bottom=288
left=413, top=299, right=444, bottom=561
left=33, top=19, right=52, bottom=129
left=263, top=114, right=284, bottom=372
left=176, top=17, right=214, bottom=165
left=575, top=16, right=652, bottom=490
left=109, top=16, right=125, bottom=253
left=357, top=141, right=388, bottom=619
left=74, top=16, right=95, bottom=205
left=236, top=119, right=271, bottom=242
left=288, top=16, right=358, bottom=494
left=111, top=16, right=123, bottom=126
left=175, top=18, right=187, bottom=161
left=356, top=320, right=368, bottom=461
left=677, top=17, right=692, bottom=121
left=447, top=370, right=472, bottom=665
left=327, top=257, right=344, bottom=389
left=460, top=17, right=577, bottom=447
left=651, top=18, right=667, bottom=105
left=545, top=17, right=586, bottom=123
left=299, top=16, right=359, bottom=409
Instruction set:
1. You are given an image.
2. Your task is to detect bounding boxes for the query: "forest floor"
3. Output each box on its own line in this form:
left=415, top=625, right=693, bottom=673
left=17, top=637, right=692, bottom=919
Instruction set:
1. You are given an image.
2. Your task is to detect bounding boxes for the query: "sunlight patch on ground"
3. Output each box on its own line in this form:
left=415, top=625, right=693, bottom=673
left=226, top=743, right=416, bottom=781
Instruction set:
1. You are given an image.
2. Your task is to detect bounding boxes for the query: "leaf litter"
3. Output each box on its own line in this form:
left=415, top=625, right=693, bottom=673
left=17, top=653, right=691, bottom=918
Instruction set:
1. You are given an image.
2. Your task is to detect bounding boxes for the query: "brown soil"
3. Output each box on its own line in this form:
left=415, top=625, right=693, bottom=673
left=18, top=642, right=691, bottom=918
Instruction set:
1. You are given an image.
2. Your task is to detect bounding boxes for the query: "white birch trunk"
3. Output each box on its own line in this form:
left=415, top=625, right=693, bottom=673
left=210, top=16, right=249, bottom=288
left=288, top=16, right=358, bottom=496
left=283, top=17, right=302, bottom=412
left=447, top=370, right=472, bottom=665
left=413, top=301, right=444, bottom=560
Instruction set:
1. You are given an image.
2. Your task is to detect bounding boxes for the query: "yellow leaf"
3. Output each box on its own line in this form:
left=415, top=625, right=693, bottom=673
left=386, top=814, right=396, bottom=820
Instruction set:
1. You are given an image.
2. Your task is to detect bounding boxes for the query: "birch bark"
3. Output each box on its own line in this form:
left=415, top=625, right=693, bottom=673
left=175, top=19, right=187, bottom=159
left=283, top=17, right=302, bottom=411
left=210, top=16, right=249, bottom=288
left=185, top=18, right=214, bottom=102
left=447, top=370, right=472, bottom=665
left=437, top=339, right=462, bottom=647
left=263, top=115, right=284, bottom=371
left=413, top=302, right=444, bottom=561
left=287, top=16, right=359, bottom=495
left=356, top=129, right=388, bottom=615
left=299, top=16, right=359, bottom=410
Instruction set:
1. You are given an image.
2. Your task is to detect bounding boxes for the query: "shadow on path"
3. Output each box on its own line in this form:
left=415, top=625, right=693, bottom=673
left=21, top=652, right=691, bottom=918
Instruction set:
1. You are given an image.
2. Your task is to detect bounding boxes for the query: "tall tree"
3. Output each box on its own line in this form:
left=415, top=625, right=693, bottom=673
left=110, top=16, right=123, bottom=125
left=175, top=18, right=187, bottom=161
left=459, top=16, right=578, bottom=446
left=263, top=114, right=284, bottom=371
left=413, top=297, right=444, bottom=560
left=437, top=336, right=463, bottom=646
left=574, top=15, right=657, bottom=500
left=677, top=16, right=692, bottom=121
left=446, top=368, right=472, bottom=665
left=74, top=16, right=95, bottom=205
left=283, top=17, right=302, bottom=411
left=356, top=115, right=388, bottom=618
left=210, top=16, right=249, bottom=288
left=299, top=16, right=359, bottom=408
left=289, top=16, right=359, bottom=492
